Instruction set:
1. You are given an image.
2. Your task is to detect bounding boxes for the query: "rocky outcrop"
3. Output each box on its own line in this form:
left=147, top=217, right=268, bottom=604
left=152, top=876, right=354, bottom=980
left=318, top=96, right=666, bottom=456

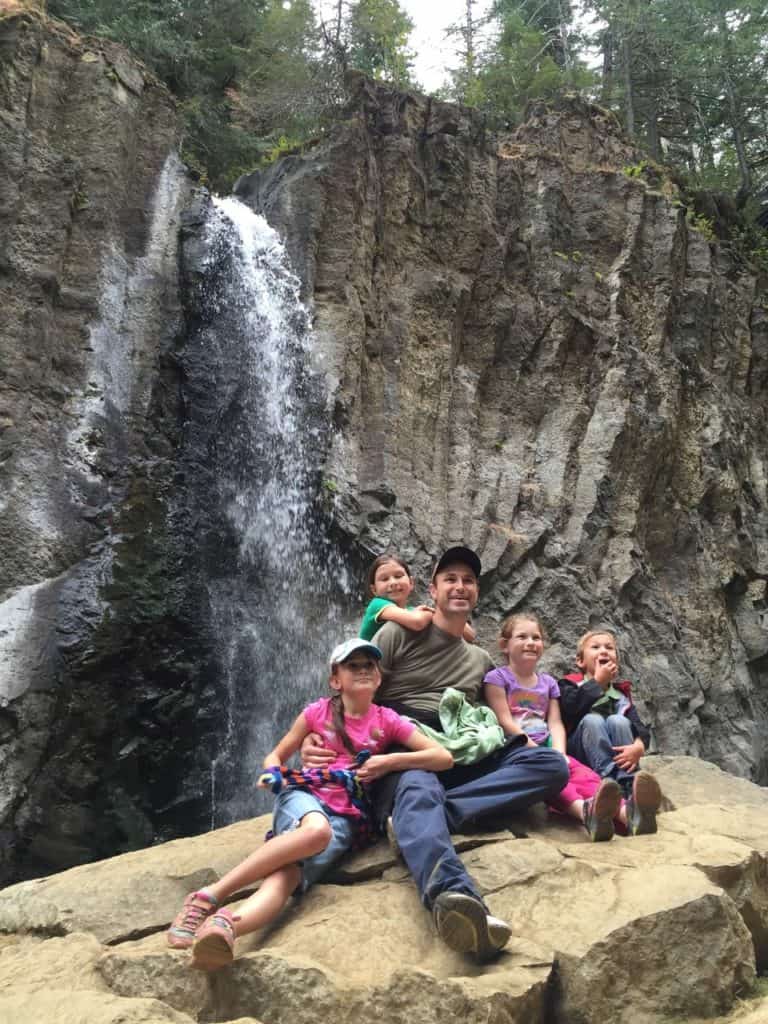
left=0, top=756, right=767, bottom=1024
left=0, top=12, right=212, bottom=883
left=2, top=18, right=767, bottom=888
left=237, top=80, right=768, bottom=784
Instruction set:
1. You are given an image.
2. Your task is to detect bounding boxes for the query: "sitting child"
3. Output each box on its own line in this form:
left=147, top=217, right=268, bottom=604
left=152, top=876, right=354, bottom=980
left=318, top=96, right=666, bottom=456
left=166, top=638, right=452, bottom=969
left=558, top=628, right=661, bottom=835
left=483, top=613, right=628, bottom=841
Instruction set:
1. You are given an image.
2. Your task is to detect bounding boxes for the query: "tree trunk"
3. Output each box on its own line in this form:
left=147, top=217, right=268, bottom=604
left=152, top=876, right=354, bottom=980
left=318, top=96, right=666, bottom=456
left=621, top=35, right=635, bottom=138
left=717, top=6, right=751, bottom=201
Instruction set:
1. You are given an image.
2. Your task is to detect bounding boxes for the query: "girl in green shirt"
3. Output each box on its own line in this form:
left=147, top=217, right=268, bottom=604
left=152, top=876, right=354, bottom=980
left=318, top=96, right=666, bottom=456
left=359, top=554, right=476, bottom=643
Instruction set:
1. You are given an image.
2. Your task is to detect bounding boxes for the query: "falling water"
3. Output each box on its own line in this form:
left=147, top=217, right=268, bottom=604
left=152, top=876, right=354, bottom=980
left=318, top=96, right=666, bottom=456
left=188, top=196, right=353, bottom=826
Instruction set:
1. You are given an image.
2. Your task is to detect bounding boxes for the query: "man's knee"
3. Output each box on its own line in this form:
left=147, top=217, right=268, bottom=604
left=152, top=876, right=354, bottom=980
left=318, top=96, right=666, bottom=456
left=396, top=768, right=442, bottom=796
left=394, top=769, right=445, bottom=814
left=529, top=747, right=569, bottom=787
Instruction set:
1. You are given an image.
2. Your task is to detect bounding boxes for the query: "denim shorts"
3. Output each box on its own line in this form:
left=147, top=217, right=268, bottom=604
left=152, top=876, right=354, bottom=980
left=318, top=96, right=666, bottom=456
left=272, top=788, right=356, bottom=891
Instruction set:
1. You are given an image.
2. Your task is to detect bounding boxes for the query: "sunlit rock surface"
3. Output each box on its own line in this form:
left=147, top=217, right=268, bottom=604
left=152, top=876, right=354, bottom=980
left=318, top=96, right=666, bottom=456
left=0, top=757, right=766, bottom=1024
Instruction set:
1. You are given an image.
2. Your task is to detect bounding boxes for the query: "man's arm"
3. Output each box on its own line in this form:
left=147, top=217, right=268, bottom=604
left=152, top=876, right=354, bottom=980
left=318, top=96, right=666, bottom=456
left=371, top=620, right=407, bottom=700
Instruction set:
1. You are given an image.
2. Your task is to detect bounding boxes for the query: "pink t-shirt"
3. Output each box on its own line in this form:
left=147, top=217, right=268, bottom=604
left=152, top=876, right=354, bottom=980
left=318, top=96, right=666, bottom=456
left=303, top=697, right=415, bottom=817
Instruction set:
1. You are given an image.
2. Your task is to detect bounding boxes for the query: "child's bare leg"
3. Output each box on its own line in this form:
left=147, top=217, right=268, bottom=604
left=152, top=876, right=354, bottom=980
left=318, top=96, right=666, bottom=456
left=204, top=812, right=330, bottom=903
left=562, top=799, right=585, bottom=822
left=190, top=864, right=302, bottom=970
left=233, top=865, right=301, bottom=938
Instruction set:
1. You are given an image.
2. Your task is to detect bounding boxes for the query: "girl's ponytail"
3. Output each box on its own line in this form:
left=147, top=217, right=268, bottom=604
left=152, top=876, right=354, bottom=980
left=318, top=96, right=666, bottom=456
left=330, top=689, right=358, bottom=757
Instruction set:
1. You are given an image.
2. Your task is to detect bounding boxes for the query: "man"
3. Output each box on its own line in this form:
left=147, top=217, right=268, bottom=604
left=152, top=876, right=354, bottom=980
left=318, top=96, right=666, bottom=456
left=306, top=547, right=568, bottom=961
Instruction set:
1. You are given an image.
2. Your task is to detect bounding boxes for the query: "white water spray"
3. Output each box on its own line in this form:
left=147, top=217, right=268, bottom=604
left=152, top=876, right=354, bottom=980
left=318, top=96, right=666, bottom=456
left=195, top=197, right=352, bottom=825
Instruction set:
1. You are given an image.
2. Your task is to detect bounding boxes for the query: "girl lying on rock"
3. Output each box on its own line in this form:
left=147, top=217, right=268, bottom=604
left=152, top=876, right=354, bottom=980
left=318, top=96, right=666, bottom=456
left=166, top=637, right=452, bottom=970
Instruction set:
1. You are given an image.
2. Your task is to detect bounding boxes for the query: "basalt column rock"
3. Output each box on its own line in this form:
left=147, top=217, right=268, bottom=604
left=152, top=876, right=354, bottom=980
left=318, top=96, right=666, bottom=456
left=238, top=81, right=768, bottom=782
left=0, top=13, right=211, bottom=882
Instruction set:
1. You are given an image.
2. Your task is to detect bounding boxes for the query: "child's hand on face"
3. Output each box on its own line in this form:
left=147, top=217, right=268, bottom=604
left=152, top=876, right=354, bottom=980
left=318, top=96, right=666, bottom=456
left=593, top=658, right=618, bottom=688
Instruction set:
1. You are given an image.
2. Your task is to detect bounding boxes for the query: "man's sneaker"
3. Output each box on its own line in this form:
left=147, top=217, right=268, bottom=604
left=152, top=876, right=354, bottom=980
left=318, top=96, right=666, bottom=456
left=190, top=908, right=238, bottom=971
left=432, top=892, right=510, bottom=962
left=626, top=770, right=662, bottom=836
left=166, top=891, right=218, bottom=949
left=486, top=914, right=513, bottom=951
left=582, top=778, right=622, bottom=842
left=385, top=815, right=401, bottom=859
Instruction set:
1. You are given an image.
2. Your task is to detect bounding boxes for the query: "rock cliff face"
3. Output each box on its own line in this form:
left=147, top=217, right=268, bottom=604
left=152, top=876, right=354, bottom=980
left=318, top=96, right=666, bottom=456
left=238, top=80, right=768, bottom=782
left=1, top=758, right=767, bottom=1024
left=1, top=17, right=767, bottom=886
left=0, top=13, right=214, bottom=883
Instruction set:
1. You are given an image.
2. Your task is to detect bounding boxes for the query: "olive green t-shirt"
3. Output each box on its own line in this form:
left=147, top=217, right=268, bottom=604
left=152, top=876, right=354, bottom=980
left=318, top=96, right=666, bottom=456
left=372, top=621, right=494, bottom=715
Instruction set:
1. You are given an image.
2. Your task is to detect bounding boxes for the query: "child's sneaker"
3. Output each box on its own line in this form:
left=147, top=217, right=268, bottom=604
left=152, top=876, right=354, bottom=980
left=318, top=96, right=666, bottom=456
left=190, top=908, right=238, bottom=971
left=626, top=770, right=662, bottom=836
left=166, top=891, right=218, bottom=949
left=582, top=778, right=622, bottom=842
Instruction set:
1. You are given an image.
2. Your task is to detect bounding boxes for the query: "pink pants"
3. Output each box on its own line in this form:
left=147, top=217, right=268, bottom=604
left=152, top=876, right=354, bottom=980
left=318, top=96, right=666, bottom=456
left=548, top=755, right=626, bottom=819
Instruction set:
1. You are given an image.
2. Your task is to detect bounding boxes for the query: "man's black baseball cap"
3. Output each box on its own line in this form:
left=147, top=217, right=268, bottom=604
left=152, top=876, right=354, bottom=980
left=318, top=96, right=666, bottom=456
left=431, top=546, right=482, bottom=581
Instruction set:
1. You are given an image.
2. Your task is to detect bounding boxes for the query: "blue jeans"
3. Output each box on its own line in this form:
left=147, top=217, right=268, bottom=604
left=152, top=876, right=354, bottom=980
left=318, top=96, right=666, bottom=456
left=567, top=713, right=635, bottom=795
left=392, top=741, right=568, bottom=908
left=272, top=789, right=356, bottom=891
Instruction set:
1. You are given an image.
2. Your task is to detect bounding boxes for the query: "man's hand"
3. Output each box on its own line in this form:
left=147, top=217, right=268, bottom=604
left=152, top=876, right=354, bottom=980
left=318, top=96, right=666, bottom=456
left=593, top=658, right=618, bottom=688
left=612, top=740, right=643, bottom=771
left=300, top=731, right=336, bottom=768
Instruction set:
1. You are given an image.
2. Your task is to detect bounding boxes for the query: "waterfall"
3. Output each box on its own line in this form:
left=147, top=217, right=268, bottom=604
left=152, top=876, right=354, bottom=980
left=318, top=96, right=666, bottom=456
left=184, top=197, right=353, bottom=826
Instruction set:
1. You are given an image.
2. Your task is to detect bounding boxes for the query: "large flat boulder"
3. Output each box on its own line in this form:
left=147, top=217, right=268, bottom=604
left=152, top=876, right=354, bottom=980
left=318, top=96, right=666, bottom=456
left=0, top=816, right=272, bottom=943
left=1, top=757, right=767, bottom=1024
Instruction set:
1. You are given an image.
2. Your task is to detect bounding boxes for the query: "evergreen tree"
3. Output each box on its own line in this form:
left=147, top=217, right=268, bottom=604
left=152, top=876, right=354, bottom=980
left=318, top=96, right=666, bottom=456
left=446, top=0, right=487, bottom=105
left=587, top=0, right=768, bottom=200
left=347, top=0, right=415, bottom=86
left=466, top=0, right=593, bottom=123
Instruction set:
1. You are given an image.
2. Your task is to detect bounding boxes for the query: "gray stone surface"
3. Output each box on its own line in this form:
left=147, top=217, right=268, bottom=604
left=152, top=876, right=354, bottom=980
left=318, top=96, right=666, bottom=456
left=238, top=79, right=768, bottom=785
left=0, top=756, right=766, bottom=1024
left=0, top=12, right=208, bottom=883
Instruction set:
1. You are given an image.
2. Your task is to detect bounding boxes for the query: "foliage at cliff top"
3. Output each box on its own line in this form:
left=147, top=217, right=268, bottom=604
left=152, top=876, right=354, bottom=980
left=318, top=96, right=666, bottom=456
left=42, top=0, right=416, bottom=189
left=40, top=0, right=768, bottom=215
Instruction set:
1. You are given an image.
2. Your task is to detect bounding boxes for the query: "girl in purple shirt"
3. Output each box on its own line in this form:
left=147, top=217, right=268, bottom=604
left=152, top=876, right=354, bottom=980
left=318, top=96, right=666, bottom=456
left=483, top=613, right=625, bottom=842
